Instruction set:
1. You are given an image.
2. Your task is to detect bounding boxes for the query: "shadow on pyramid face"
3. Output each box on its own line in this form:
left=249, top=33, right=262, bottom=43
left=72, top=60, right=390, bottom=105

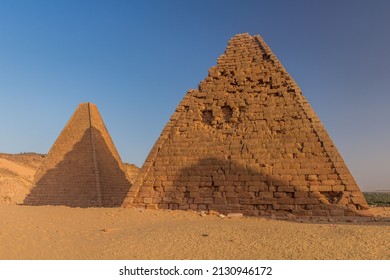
left=23, top=127, right=131, bottom=207
left=139, top=157, right=364, bottom=217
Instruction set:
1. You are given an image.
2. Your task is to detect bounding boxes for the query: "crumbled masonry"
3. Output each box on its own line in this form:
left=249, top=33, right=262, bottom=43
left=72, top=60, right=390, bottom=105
left=24, top=102, right=132, bottom=207
left=123, top=33, right=370, bottom=217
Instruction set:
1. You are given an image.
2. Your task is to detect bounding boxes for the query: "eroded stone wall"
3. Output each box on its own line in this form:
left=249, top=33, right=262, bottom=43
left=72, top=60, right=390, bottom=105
left=123, top=33, right=369, bottom=217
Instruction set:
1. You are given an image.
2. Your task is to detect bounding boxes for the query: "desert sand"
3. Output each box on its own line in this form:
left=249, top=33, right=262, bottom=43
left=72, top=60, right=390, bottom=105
left=1, top=153, right=388, bottom=260
left=0, top=205, right=388, bottom=260
left=0, top=154, right=45, bottom=205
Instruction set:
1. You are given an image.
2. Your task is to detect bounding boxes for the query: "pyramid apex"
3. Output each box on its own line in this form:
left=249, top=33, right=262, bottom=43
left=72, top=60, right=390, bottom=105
left=77, top=101, right=96, bottom=107
left=234, top=32, right=251, bottom=36
left=228, top=33, right=253, bottom=42
left=229, top=33, right=264, bottom=41
left=222, top=33, right=269, bottom=55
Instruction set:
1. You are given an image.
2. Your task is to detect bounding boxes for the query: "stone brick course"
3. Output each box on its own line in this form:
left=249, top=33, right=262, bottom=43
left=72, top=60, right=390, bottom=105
left=123, top=33, right=370, bottom=217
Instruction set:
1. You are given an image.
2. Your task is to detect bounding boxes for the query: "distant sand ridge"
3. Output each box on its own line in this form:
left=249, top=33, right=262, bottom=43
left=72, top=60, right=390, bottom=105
left=0, top=153, right=45, bottom=205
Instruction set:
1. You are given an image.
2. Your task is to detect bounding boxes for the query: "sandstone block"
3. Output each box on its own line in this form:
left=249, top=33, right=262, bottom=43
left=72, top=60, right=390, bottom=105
left=294, top=191, right=308, bottom=198
left=277, top=197, right=295, bottom=205
left=277, top=186, right=294, bottom=192
left=295, top=197, right=318, bottom=205
left=214, top=197, right=227, bottom=204
left=351, top=196, right=367, bottom=205
left=312, top=210, right=330, bottom=216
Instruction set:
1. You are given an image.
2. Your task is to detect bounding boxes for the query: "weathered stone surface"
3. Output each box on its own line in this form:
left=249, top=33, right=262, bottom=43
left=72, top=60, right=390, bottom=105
left=122, top=33, right=369, bottom=217
left=24, top=103, right=133, bottom=207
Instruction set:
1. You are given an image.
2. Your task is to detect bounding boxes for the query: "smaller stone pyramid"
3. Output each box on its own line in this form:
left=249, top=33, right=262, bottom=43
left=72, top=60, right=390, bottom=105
left=24, top=102, right=132, bottom=207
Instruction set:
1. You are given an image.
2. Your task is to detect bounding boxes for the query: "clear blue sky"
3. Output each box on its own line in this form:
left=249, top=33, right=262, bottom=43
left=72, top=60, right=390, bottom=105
left=1, top=0, right=389, bottom=191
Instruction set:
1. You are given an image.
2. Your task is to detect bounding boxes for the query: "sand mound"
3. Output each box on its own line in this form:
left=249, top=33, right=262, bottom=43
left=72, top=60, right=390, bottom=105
left=0, top=154, right=45, bottom=205
left=0, top=158, right=36, bottom=178
left=0, top=205, right=388, bottom=260
left=0, top=153, right=46, bottom=169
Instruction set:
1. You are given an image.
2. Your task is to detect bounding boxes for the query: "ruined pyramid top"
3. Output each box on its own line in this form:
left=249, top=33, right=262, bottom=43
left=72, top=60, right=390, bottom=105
left=198, top=33, right=299, bottom=96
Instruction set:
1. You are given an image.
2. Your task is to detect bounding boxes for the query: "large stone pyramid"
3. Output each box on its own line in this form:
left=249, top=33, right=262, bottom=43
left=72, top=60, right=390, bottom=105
left=123, top=33, right=369, bottom=217
left=24, top=102, right=131, bottom=207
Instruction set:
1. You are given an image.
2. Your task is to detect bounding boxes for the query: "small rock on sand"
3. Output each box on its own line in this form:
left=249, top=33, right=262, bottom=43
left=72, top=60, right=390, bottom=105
left=227, top=213, right=244, bottom=218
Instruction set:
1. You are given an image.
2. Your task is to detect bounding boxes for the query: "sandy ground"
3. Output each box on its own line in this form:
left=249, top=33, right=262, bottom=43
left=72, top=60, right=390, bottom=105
left=0, top=205, right=388, bottom=260
left=0, top=153, right=388, bottom=260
